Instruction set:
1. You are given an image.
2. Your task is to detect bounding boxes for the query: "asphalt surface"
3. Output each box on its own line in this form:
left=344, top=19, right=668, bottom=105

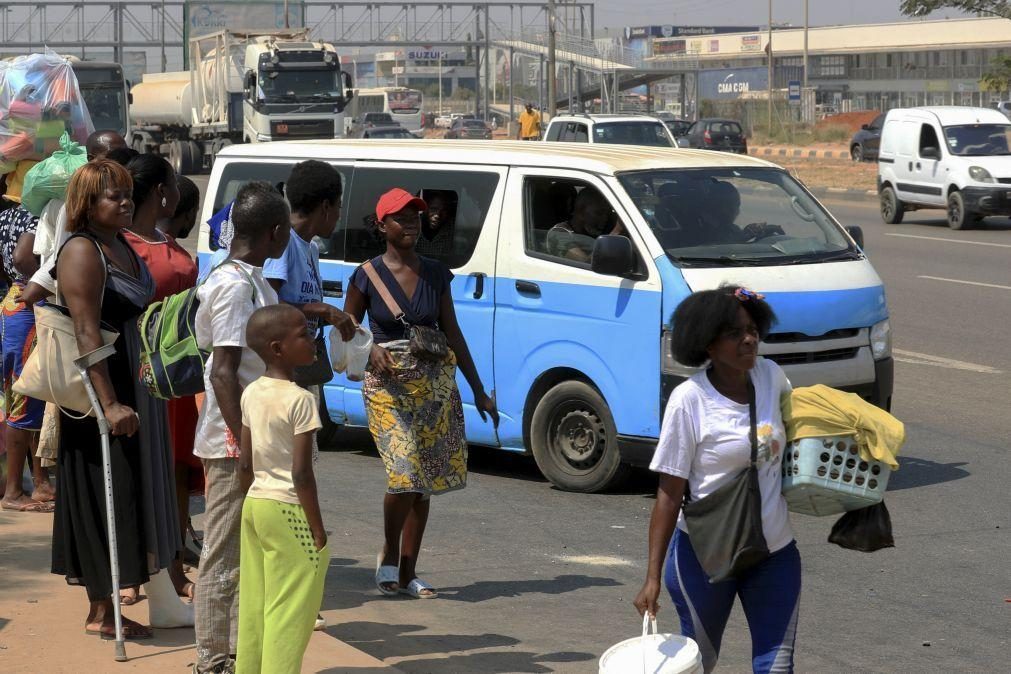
left=185, top=179, right=1009, bottom=673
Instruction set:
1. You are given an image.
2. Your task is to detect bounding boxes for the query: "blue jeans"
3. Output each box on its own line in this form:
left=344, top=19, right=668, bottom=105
left=665, top=529, right=802, bottom=673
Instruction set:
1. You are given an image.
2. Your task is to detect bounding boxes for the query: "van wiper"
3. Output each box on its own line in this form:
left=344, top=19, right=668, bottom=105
left=670, top=255, right=767, bottom=267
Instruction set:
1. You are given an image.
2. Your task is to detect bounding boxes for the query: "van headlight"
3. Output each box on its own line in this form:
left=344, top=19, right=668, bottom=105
left=870, top=319, right=892, bottom=359
left=662, top=330, right=703, bottom=377
left=969, top=166, right=995, bottom=183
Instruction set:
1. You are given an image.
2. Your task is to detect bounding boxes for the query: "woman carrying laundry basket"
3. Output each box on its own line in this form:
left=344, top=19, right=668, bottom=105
left=634, top=287, right=801, bottom=674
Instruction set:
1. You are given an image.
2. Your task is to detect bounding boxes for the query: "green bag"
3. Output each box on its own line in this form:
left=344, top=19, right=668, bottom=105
left=137, top=261, right=256, bottom=400
left=21, top=132, right=87, bottom=216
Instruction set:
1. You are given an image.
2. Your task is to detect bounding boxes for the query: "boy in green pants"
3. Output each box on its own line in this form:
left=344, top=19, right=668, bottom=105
left=237, top=304, right=329, bottom=674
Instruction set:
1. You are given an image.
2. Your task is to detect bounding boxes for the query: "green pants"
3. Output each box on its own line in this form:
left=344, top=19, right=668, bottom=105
left=236, top=497, right=329, bottom=674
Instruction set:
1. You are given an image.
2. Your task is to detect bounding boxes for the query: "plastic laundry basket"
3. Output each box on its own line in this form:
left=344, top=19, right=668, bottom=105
left=781, top=435, right=892, bottom=517
left=599, top=615, right=703, bottom=674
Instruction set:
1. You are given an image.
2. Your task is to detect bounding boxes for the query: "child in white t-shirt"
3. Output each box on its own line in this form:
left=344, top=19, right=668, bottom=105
left=236, top=304, right=327, bottom=674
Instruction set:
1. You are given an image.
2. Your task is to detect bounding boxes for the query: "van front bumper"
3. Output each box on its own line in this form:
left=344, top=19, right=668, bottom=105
left=962, top=186, right=1011, bottom=215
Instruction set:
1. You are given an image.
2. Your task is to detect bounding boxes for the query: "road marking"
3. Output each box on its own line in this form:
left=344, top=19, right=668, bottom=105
left=555, top=554, right=634, bottom=567
left=893, top=349, right=1003, bottom=374
left=885, top=233, right=1011, bottom=249
left=918, top=275, right=1011, bottom=291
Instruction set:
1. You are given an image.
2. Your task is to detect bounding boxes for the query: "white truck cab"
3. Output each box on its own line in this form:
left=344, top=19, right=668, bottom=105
left=878, top=106, right=1011, bottom=229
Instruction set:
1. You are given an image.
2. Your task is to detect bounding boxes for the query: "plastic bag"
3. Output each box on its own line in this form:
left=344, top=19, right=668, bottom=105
left=20, top=132, right=87, bottom=216
left=0, top=51, right=94, bottom=165
left=828, top=501, right=895, bottom=552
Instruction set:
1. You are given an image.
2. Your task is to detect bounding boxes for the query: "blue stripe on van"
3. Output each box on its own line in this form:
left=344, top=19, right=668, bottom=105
left=762, top=286, right=888, bottom=335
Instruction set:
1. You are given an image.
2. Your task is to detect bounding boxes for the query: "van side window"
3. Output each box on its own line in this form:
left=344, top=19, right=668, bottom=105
left=545, top=122, right=562, bottom=141
left=211, top=161, right=351, bottom=259
left=559, top=122, right=588, bottom=142
left=343, top=168, right=499, bottom=268
left=523, top=177, right=626, bottom=267
left=919, top=124, right=941, bottom=156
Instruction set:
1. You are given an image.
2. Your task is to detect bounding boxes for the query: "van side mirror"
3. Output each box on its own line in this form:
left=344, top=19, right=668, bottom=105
left=342, top=71, right=354, bottom=101
left=244, top=71, right=256, bottom=99
left=920, top=146, right=941, bottom=160
left=846, top=226, right=865, bottom=249
left=591, top=235, right=635, bottom=277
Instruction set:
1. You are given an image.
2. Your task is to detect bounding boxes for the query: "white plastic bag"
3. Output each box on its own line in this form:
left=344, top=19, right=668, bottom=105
left=599, top=614, right=703, bottom=674
left=328, top=324, right=373, bottom=382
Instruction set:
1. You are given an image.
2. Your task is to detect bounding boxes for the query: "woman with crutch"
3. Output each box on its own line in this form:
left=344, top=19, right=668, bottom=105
left=50, top=159, right=177, bottom=645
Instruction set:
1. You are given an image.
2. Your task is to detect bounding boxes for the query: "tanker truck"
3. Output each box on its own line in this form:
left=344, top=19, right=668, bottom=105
left=130, top=28, right=353, bottom=174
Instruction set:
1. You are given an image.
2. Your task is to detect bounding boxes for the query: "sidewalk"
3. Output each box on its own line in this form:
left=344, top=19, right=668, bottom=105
left=0, top=511, right=394, bottom=673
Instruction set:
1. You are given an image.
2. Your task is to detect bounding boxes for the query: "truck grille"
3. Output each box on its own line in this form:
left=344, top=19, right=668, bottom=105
left=765, top=328, right=860, bottom=343
left=270, top=119, right=335, bottom=139
left=766, top=347, right=860, bottom=366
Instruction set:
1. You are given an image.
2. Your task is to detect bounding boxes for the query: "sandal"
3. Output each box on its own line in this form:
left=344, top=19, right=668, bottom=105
left=398, top=578, right=438, bottom=599
left=177, top=582, right=195, bottom=600
left=119, top=588, right=145, bottom=606
left=17, top=500, right=55, bottom=513
left=374, top=551, right=399, bottom=596
left=86, top=619, right=153, bottom=641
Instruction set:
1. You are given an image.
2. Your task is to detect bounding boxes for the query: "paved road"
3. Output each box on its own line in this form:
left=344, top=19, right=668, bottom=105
left=188, top=180, right=1008, bottom=672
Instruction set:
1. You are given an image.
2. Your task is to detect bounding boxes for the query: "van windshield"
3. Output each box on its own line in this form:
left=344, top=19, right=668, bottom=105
left=943, top=124, right=1011, bottom=156
left=618, top=167, right=858, bottom=266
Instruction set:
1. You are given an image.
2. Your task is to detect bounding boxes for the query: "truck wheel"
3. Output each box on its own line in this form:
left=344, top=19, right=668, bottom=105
left=946, top=190, right=972, bottom=230
left=180, top=141, right=201, bottom=175
left=851, top=144, right=864, bottom=162
left=168, top=140, right=184, bottom=174
left=529, top=381, right=627, bottom=493
left=880, top=186, right=905, bottom=224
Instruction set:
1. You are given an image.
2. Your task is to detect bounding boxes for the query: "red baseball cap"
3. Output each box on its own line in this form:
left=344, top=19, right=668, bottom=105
left=376, top=188, right=427, bottom=222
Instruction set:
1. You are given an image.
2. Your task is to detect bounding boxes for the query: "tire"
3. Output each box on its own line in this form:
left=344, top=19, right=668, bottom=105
left=168, top=140, right=183, bottom=174
left=851, top=144, right=864, bottom=162
left=947, top=190, right=972, bottom=230
left=880, top=185, right=905, bottom=224
left=529, top=381, right=628, bottom=493
left=316, top=386, right=342, bottom=450
left=180, top=140, right=202, bottom=175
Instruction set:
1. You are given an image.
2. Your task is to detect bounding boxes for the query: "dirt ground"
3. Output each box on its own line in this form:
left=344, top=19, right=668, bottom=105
left=774, top=155, right=878, bottom=192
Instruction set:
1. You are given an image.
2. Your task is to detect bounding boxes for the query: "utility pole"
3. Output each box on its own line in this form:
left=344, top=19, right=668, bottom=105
left=767, top=0, right=774, bottom=136
left=803, top=0, right=808, bottom=89
left=547, top=0, right=557, bottom=117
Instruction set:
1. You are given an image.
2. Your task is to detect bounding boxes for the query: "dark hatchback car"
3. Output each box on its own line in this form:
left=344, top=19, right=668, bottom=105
left=680, top=118, right=748, bottom=153
left=446, top=118, right=492, bottom=139
left=849, top=113, right=884, bottom=162
left=664, top=119, right=693, bottom=138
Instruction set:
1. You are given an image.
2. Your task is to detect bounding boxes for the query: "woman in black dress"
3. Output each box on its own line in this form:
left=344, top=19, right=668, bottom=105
left=51, top=159, right=178, bottom=640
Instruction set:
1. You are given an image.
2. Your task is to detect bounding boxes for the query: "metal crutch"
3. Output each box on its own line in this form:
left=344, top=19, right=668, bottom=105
left=74, top=344, right=128, bottom=662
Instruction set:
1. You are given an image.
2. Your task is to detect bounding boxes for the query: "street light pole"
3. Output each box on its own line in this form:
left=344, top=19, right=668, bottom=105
left=768, top=0, right=774, bottom=136
left=803, top=0, right=809, bottom=89
left=439, top=50, right=443, bottom=116
left=547, top=0, right=557, bottom=117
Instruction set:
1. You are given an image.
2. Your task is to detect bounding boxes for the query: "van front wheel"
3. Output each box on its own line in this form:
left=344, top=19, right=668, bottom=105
left=947, top=190, right=973, bottom=230
left=530, top=381, right=627, bottom=493
left=880, top=186, right=905, bottom=224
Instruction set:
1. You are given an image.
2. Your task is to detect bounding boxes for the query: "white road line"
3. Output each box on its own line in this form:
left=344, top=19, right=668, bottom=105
left=918, top=275, right=1011, bottom=291
left=885, top=233, right=1011, bottom=249
left=893, top=349, right=1003, bottom=374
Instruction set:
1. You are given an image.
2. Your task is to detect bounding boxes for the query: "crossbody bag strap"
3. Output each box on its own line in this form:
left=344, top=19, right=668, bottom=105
left=56, top=233, right=109, bottom=309
left=361, top=260, right=406, bottom=322
left=747, top=379, right=758, bottom=465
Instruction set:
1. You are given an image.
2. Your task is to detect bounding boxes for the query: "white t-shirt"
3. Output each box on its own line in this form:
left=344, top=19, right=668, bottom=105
left=30, top=199, right=67, bottom=295
left=650, top=357, right=794, bottom=553
left=193, top=260, right=278, bottom=460
left=241, top=377, right=322, bottom=505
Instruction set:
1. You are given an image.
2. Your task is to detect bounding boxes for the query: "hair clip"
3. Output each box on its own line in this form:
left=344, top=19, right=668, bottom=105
left=733, top=287, right=765, bottom=302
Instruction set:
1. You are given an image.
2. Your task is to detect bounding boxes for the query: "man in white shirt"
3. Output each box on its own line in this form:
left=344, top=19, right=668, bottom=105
left=192, top=182, right=290, bottom=674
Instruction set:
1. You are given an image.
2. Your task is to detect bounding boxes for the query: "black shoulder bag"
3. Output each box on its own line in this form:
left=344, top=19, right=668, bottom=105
left=681, top=380, right=770, bottom=583
left=361, top=260, right=448, bottom=361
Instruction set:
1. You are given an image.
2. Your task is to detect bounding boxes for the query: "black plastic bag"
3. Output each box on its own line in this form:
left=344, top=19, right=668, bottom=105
left=828, top=502, right=895, bottom=552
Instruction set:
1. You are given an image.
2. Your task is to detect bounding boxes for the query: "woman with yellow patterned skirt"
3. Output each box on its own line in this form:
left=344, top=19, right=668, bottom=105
left=344, top=188, right=498, bottom=599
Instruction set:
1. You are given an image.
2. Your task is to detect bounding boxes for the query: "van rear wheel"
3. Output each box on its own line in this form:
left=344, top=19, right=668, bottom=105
left=880, top=186, right=905, bottom=224
left=529, top=381, right=627, bottom=493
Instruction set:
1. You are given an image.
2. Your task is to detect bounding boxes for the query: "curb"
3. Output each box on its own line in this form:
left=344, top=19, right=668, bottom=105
left=807, top=186, right=878, bottom=199
left=749, top=146, right=852, bottom=160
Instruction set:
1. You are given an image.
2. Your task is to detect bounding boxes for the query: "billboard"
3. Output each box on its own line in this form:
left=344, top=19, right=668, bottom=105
left=653, top=39, right=686, bottom=56
left=624, top=25, right=758, bottom=40
left=185, top=1, right=305, bottom=40
left=741, top=34, right=763, bottom=52
left=699, top=67, right=768, bottom=100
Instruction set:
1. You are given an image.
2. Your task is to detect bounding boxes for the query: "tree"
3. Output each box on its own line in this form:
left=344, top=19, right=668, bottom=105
left=980, top=56, right=1011, bottom=92
left=899, top=1, right=1011, bottom=19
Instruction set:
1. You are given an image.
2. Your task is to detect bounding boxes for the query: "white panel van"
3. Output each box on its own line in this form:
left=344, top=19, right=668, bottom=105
left=201, top=140, right=892, bottom=492
left=878, top=106, right=1011, bottom=229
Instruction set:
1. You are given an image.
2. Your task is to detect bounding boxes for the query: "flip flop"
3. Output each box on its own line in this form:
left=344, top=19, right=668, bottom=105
left=375, top=551, right=399, bottom=596
left=398, top=578, right=438, bottom=599
left=119, top=590, right=145, bottom=606
left=176, top=582, right=195, bottom=600
left=16, top=500, right=55, bottom=513
left=314, top=614, right=326, bottom=631
left=85, top=622, right=153, bottom=641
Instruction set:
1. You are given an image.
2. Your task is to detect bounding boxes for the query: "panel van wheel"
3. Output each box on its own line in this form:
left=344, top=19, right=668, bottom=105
left=530, top=381, right=627, bottom=493
left=880, top=186, right=904, bottom=224
left=947, top=190, right=972, bottom=230
left=851, top=144, right=864, bottom=162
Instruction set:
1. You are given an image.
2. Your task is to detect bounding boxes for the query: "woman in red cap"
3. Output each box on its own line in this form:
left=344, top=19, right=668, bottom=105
left=344, top=187, right=498, bottom=599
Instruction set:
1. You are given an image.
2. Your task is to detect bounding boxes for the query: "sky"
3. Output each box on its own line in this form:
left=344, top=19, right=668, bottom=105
left=594, top=0, right=970, bottom=33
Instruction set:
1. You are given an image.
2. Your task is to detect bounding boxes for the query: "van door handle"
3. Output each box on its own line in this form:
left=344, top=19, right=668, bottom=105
left=470, top=272, right=486, bottom=300
left=908, top=162, right=913, bottom=171
left=515, top=280, right=541, bottom=297
left=915, top=162, right=921, bottom=170
left=321, top=280, right=343, bottom=298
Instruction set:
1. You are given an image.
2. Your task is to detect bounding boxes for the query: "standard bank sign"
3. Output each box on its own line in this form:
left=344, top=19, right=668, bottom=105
left=699, top=67, right=768, bottom=100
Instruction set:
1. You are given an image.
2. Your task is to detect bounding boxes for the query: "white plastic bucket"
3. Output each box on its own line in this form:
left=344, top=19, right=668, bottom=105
left=599, top=615, right=703, bottom=674
left=344, top=326, right=373, bottom=382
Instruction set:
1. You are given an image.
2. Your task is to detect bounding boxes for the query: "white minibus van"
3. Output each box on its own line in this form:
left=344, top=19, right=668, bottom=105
left=201, top=141, right=893, bottom=492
